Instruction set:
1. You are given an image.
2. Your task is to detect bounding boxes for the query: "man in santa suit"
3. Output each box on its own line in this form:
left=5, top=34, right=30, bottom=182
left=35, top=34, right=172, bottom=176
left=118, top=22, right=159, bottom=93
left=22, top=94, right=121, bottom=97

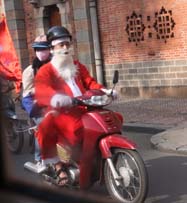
left=34, top=26, right=117, bottom=186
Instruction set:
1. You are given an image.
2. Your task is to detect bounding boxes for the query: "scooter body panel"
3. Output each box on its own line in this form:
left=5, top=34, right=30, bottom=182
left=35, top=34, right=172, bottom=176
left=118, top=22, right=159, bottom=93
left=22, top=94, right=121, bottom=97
left=99, top=135, right=136, bottom=158
left=79, top=109, right=136, bottom=189
left=82, top=109, right=123, bottom=135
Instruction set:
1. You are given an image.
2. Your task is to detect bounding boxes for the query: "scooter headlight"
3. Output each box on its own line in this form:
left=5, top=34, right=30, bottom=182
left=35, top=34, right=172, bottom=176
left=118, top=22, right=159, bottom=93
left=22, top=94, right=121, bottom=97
left=84, top=94, right=112, bottom=106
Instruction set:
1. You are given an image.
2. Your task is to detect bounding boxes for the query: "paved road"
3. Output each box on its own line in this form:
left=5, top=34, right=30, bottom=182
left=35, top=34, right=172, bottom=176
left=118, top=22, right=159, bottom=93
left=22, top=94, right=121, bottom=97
left=128, top=131, right=187, bottom=203
left=8, top=130, right=187, bottom=203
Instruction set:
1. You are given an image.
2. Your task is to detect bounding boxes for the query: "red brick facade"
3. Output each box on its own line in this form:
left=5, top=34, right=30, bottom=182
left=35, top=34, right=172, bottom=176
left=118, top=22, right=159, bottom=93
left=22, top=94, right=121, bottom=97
left=23, top=0, right=35, bottom=63
left=98, top=0, right=187, bottom=63
left=97, top=0, right=187, bottom=97
left=3, top=0, right=187, bottom=98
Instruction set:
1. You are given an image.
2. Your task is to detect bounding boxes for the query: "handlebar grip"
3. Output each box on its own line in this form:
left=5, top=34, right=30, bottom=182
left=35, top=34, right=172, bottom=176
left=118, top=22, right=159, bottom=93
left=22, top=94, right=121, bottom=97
left=72, top=98, right=80, bottom=106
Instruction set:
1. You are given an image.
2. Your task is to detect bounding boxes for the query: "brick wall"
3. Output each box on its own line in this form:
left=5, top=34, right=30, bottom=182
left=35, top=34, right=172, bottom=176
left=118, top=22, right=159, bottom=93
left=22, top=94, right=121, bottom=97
left=4, top=0, right=29, bottom=69
left=72, top=0, right=95, bottom=73
left=23, top=0, right=36, bottom=64
left=5, top=0, right=187, bottom=97
left=97, top=0, right=187, bottom=97
left=21, top=0, right=95, bottom=72
left=25, top=0, right=97, bottom=76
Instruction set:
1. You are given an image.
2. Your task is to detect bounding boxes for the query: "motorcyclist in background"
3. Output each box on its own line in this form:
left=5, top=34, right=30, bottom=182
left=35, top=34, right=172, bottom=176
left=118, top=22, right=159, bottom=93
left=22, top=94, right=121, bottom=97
left=22, top=34, right=51, bottom=169
left=0, top=14, right=22, bottom=145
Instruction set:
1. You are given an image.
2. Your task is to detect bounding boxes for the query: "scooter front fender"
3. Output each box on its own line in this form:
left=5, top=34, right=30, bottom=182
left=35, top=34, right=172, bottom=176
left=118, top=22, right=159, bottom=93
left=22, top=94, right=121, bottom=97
left=99, top=134, right=136, bottom=159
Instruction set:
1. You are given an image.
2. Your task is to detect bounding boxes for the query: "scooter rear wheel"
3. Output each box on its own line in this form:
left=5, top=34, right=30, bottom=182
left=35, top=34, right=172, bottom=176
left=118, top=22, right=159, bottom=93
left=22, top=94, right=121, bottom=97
left=104, top=148, right=148, bottom=203
left=5, top=118, right=24, bottom=153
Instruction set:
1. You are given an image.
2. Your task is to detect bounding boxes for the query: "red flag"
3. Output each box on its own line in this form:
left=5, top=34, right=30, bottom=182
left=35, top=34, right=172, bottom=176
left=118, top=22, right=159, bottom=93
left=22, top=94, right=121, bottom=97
left=0, top=15, right=22, bottom=93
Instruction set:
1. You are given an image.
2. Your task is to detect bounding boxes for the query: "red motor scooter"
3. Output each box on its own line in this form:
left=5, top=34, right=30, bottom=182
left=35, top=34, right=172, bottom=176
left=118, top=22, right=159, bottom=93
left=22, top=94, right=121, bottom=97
left=25, top=70, right=148, bottom=203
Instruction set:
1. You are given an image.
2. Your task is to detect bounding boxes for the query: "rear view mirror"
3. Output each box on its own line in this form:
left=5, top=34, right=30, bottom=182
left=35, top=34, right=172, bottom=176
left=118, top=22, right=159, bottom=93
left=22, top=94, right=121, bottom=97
left=113, top=70, right=119, bottom=85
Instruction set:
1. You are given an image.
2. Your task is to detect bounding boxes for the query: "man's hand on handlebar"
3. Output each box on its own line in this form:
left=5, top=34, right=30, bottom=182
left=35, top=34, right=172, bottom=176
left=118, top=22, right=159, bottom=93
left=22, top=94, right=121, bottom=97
left=101, top=88, right=118, bottom=100
left=50, top=94, right=73, bottom=108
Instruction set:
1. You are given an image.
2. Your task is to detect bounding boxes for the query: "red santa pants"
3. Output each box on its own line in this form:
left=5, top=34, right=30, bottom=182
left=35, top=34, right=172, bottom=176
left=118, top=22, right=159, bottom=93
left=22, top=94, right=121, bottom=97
left=36, top=107, right=86, bottom=160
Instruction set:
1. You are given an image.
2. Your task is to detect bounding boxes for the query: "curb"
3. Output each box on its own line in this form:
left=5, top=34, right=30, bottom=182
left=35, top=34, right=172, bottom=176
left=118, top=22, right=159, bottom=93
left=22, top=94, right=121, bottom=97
left=150, top=124, right=187, bottom=155
left=150, top=139, right=187, bottom=155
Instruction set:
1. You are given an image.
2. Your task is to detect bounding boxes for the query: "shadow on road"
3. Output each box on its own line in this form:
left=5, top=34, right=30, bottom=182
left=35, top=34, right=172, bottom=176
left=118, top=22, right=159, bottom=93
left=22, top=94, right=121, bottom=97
left=145, top=155, right=187, bottom=203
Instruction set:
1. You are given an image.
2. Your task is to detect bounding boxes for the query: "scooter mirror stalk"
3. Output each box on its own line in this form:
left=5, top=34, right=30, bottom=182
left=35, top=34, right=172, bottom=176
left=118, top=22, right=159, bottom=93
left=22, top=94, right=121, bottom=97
left=111, top=70, right=119, bottom=96
left=113, top=70, right=119, bottom=85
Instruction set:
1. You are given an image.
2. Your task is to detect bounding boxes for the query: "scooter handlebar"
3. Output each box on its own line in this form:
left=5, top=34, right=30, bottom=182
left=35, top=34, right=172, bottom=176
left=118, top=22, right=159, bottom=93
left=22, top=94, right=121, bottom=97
left=72, top=98, right=82, bottom=106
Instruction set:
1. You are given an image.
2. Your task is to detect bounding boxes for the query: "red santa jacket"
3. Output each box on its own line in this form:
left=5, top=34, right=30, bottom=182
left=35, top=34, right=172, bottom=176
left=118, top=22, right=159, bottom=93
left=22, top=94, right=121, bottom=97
left=34, top=60, right=104, bottom=108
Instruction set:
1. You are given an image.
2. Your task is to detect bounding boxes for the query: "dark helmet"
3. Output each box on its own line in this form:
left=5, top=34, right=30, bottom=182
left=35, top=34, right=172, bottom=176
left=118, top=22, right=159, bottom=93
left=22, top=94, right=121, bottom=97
left=47, top=26, right=72, bottom=44
left=32, top=34, right=50, bottom=49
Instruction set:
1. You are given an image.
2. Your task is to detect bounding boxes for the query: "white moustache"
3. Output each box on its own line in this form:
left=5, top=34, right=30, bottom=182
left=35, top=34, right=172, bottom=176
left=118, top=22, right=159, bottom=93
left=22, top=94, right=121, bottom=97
left=51, top=53, right=77, bottom=80
left=51, top=47, right=73, bottom=56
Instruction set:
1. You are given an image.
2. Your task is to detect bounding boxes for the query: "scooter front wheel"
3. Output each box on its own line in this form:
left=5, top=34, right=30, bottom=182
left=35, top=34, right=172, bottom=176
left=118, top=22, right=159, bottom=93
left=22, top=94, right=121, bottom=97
left=104, top=149, right=148, bottom=203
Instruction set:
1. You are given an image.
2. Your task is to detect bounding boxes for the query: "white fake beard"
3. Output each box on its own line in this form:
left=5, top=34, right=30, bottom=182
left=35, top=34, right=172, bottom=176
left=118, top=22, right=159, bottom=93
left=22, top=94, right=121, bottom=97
left=51, top=50, right=77, bottom=81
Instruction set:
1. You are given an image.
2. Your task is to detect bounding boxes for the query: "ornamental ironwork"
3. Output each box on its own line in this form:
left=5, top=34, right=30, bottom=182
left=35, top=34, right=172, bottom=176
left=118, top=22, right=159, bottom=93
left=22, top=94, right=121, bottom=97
left=126, top=11, right=145, bottom=46
left=126, top=7, right=176, bottom=45
left=154, top=7, right=176, bottom=43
